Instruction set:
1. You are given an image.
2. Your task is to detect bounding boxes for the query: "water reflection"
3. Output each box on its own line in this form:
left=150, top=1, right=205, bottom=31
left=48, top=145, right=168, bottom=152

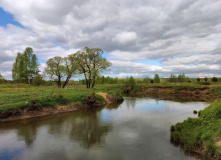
left=0, top=108, right=113, bottom=150
left=0, top=96, right=209, bottom=160
left=16, top=124, right=37, bottom=146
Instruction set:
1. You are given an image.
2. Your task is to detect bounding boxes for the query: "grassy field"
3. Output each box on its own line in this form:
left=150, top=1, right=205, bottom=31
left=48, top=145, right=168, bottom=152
left=0, top=84, right=125, bottom=112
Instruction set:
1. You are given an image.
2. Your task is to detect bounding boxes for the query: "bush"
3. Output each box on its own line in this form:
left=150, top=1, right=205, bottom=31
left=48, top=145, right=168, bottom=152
left=212, top=77, right=218, bottom=82
left=196, top=77, right=200, bottom=82
left=198, top=81, right=211, bottom=85
left=193, top=110, right=197, bottom=114
left=33, top=74, right=44, bottom=86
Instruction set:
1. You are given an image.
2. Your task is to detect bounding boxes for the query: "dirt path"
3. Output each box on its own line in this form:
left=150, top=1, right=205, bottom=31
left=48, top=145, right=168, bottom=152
left=97, top=92, right=111, bottom=104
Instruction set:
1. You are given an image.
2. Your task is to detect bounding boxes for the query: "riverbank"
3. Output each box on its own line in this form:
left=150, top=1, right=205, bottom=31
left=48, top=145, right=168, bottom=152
left=170, top=99, right=221, bottom=159
left=0, top=92, right=123, bottom=123
left=0, top=83, right=220, bottom=122
left=132, top=85, right=221, bottom=101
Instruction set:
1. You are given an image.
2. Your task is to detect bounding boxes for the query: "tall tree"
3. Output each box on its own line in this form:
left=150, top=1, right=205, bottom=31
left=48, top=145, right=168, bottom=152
left=44, top=56, right=65, bottom=88
left=154, top=74, right=160, bottom=83
left=72, top=47, right=111, bottom=88
left=12, top=47, right=39, bottom=83
left=62, top=55, right=78, bottom=88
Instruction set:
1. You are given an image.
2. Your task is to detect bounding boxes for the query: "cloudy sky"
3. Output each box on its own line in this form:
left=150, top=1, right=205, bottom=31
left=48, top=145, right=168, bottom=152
left=0, top=0, right=220, bottom=80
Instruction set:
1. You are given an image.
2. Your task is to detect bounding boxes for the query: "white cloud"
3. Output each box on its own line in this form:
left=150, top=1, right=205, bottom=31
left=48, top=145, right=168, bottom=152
left=113, top=32, right=137, bottom=45
left=0, top=0, right=220, bottom=79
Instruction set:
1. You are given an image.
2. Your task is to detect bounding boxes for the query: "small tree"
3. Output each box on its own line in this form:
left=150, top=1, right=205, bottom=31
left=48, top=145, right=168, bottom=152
left=44, top=56, right=65, bottom=88
left=204, top=77, right=208, bottom=82
left=0, top=73, right=5, bottom=80
left=126, top=76, right=136, bottom=89
left=196, top=77, right=200, bottom=82
left=211, top=77, right=218, bottom=82
left=0, top=73, right=6, bottom=84
left=154, top=74, right=160, bottom=83
left=33, top=74, right=44, bottom=86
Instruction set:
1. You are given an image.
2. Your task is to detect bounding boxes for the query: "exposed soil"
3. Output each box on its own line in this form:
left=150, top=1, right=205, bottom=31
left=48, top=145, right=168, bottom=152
left=97, top=92, right=112, bottom=104
left=135, top=87, right=210, bottom=96
left=0, top=103, right=88, bottom=123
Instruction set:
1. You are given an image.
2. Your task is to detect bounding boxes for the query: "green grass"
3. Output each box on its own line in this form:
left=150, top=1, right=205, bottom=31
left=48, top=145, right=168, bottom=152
left=0, top=84, right=126, bottom=112
left=170, top=99, right=221, bottom=159
left=0, top=82, right=220, bottom=113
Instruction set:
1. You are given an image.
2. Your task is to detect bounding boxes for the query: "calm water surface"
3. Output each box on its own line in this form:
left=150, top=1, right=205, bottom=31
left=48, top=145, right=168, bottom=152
left=0, top=97, right=209, bottom=160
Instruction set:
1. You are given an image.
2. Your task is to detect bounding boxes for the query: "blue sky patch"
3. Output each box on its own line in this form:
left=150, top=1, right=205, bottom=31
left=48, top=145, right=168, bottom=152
left=0, top=7, right=23, bottom=28
left=134, top=59, right=162, bottom=66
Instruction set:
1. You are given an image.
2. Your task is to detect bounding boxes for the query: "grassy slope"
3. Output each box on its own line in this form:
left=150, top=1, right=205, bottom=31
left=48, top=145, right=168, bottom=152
left=171, top=99, right=221, bottom=159
left=0, top=84, right=125, bottom=112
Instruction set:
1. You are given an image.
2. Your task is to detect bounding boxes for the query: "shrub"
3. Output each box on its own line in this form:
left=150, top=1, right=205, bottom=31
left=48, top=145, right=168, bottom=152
left=170, top=125, right=175, bottom=132
left=196, top=77, right=200, bottom=82
left=33, top=74, right=44, bottom=86
left=211, top=77, right=218, bottom=82
left=193, top=110, right=197, bottom=114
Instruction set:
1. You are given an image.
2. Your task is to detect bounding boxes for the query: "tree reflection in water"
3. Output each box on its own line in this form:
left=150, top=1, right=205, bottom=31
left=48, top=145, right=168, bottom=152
left=16, top=124, right=37, bottom=146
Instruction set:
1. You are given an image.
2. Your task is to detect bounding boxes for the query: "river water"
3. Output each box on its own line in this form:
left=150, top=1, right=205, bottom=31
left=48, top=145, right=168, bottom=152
left=0, top=97, right=209, bottom=160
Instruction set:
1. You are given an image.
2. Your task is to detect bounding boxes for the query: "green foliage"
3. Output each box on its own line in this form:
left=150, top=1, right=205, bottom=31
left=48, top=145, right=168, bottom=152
left=126, top=76, right=136, bottom=89
left=210, top=87, right=221, bottom=96
left=0, top=73, right=5, bottom=80
left=212, top=77, right=219, bottom=82
left=193, top=110, right=197, bottom=114
left=204, top=77, right=208, bottom=82
left=170, top=99, right=221, bottom=159
left=196, top=77, right=200, bottom=82
left=12, top=47, right=39, bottom=82
left=154, top=74, right=160, bottom=83
left=198, top=81, right=211, bottom=85
left=0, top=73, right=7, bottom=84
left=72, top=47, right=111, bottom=88
left=44, top=56, right=65, bottom=88
left=32, top=74, right=44, bottom=86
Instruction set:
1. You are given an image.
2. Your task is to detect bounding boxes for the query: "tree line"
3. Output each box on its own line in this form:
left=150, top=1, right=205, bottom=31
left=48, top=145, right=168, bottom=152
left=8, top=47, right=221, bottom=87
left=11, top=47, right=111, bottom=88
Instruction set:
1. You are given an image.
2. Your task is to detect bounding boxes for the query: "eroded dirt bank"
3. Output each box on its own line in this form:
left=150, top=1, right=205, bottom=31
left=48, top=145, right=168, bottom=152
left=0, top=93, right=118, bottom=123
left=134, top=87, right=210, bottom=95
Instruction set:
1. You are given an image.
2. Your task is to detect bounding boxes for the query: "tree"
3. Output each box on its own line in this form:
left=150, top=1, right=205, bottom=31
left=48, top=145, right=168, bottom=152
left=62, top=56, right=78, bottom=88
left=211, top=77, right=218, bottom=82
left=196, top=77, right=200, bottom=82
left=154, top=74, right=160, bottom=83
left=73, top=47, right=111, bottom=88
left=44, top=56, right=65, bottom=88
left=126, top=76, right=136, bottom=89
left=204, top=77, right=208, bottom=82
left=12, top=47, right=39, bottom=83
left=0, top=73, right=4, bottom=80
left=0, top=73, right=6, bottom=84
left=33, top=74, right=44, bottom=86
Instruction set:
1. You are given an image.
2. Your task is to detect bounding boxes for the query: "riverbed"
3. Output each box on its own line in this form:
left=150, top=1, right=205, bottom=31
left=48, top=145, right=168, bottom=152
left=0, top=96, right=209, bottom=160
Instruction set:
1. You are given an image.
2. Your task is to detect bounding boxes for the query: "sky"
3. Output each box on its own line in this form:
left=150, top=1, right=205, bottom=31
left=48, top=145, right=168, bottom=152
left=0, top=0, right=220, bottom=80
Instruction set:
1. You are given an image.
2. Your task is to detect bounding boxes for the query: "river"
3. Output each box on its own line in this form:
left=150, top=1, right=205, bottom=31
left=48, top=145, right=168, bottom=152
left=0, top=96, right=209, bottom=160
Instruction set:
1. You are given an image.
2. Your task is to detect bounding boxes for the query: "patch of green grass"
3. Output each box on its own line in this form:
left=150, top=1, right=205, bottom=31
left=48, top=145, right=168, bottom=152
left=171, top=99, right=221, bottom=159
left=0, top=84, right=126, bottom=112
left=210, top=87, right=221, bottom=96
